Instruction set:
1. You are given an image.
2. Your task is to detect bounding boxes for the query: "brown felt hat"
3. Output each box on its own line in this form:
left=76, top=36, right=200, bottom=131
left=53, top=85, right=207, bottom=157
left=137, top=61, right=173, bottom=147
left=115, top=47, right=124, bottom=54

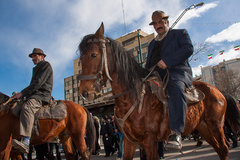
left=149, top=10, right=169, bottom=25
left=29, top=48, right=46, bottom=58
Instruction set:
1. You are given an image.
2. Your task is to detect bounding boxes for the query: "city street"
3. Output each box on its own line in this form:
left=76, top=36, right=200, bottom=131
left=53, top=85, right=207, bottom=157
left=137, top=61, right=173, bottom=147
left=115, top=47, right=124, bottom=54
left=56, top=139, right=239, bottom=160
left=89, top=139, right=240, bottom=160
left=26, top=139, right=239, bottom=160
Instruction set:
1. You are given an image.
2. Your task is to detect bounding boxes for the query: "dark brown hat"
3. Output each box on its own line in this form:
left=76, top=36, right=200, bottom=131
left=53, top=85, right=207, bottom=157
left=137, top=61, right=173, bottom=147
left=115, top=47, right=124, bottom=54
left=29, top=48, right=46, bottom=58
left=149, top=10, right=169, bottom=25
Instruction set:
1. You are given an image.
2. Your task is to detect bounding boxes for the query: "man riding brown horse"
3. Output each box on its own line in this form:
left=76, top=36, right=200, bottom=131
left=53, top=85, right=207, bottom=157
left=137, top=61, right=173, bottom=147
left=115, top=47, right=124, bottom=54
left=146, top=10, right=194, bottom=150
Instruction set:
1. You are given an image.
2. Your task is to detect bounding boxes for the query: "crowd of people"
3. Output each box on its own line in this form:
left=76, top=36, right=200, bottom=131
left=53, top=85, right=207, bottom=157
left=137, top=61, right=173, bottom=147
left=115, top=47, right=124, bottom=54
left=100, top=115, right=124, bottom=160
left=21, top=139, right=62, bottom=160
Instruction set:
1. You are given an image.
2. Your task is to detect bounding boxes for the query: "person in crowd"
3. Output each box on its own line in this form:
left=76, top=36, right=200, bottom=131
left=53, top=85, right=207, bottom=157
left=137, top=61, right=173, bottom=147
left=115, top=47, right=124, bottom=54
left=114, top=127, right=124, bottom=160
left=145, top=10, right=193, bottom=150
left=110, top=116, right=118, bottom=154
left=34, top=143, right=54, bottom=160
left=48, top=137, right=62, bottom=160
left=100, top=115, right=115, bottom=157
left=93, top=116, right=101, bottom=155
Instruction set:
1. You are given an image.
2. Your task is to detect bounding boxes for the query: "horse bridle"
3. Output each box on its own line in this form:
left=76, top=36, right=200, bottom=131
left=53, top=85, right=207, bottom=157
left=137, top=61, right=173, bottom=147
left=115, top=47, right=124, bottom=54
left=77, top=38, right=112, bottom=97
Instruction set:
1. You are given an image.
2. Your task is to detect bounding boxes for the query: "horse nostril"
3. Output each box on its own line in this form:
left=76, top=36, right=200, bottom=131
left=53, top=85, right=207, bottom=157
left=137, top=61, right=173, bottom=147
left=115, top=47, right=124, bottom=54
left=82, top=91, right=89, bottom=98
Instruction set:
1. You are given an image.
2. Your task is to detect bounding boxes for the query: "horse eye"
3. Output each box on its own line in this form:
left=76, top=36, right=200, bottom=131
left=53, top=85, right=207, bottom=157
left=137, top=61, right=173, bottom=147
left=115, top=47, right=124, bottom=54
left=91, top=53, right=97, bottom=59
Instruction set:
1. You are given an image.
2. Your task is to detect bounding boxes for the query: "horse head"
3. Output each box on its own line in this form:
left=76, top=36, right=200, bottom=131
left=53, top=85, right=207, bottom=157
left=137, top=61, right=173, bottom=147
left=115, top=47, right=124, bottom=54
left=78, top=22, right=113, bottom=101
left=78, top=22, right=150, bottom=102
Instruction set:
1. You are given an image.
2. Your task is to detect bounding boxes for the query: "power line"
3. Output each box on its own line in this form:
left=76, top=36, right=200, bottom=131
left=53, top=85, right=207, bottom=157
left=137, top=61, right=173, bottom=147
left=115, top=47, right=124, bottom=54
left=195, top=22, right=239, bottom=26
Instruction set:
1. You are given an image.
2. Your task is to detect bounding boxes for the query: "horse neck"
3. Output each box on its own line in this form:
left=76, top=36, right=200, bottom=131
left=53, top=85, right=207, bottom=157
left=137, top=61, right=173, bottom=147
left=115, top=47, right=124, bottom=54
left=110, top=72, right=130, bottom=98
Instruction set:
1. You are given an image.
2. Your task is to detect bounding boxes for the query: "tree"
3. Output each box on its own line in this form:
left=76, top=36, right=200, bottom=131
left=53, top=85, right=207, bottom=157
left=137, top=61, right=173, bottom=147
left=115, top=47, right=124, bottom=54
left=189, top=42, right=213, bottom=62
left=214, top=68, right=240, bottom=99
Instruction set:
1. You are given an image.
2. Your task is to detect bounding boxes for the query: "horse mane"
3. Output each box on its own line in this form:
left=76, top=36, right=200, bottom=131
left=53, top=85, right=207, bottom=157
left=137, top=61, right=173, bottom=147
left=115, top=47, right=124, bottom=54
left=0, top=92, right=10, bottom=104
left=79, top=34, right=149, bottom=102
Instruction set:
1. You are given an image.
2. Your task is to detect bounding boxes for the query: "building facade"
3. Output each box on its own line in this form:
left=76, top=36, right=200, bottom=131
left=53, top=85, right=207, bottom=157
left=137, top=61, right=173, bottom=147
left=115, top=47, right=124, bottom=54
left=201, top=58, right=240, bottom=98
left=64, top=29, right=155, bottom=117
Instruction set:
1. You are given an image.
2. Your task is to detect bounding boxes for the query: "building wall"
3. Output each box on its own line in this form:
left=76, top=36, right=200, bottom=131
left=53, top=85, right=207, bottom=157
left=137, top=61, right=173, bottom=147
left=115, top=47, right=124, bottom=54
left=201, top=58, right=240, bottom=98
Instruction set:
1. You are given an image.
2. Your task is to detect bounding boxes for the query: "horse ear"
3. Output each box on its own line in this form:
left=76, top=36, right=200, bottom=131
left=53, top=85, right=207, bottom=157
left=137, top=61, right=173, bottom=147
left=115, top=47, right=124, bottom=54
left=94, top=22, right=104, bottom=39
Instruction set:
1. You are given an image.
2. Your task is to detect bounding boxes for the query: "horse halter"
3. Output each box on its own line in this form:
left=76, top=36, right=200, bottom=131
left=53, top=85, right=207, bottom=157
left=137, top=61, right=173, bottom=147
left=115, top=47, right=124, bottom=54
left=77, top=38, right=112, bottom=98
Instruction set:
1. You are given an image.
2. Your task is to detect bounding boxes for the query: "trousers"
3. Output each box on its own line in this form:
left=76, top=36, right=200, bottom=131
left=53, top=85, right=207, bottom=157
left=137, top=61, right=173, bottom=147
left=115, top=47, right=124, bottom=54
left=167, top=80, right=187, bottom=133
left=13, top=99, right=42, bottom=137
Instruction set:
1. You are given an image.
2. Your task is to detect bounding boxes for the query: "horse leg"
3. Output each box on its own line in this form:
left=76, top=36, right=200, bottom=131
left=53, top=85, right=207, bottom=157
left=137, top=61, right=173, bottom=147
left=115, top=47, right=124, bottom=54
left=122, top=138, right=136, bottom=160
left=71, top=134, right=90, bottom=160
left=68, top=115, right=90, bottom=160
left=141, top=134, right=158, bottom=160
left=10, top=148, right=22, bottom=160
left=0, top=141, right=13, bottom=160
left=58, top=131, right=77, bottom=160
left=197, top=121, right=229, bottom=160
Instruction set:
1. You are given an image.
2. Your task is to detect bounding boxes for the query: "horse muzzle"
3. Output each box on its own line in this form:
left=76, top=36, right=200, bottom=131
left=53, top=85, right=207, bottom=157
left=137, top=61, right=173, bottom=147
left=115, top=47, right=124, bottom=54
left=81, top=90, right=99, bottom=102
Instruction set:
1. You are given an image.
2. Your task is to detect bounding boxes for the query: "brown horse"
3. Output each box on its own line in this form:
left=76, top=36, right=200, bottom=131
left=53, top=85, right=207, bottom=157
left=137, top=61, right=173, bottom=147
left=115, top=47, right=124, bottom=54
left=77, top=23, right=237, bottom=160
left=0, top=92, right=96, bottom=160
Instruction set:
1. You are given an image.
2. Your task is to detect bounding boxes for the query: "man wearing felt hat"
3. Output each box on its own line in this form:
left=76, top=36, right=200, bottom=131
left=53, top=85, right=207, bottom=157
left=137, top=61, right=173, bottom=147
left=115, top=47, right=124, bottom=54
left=11, top=48, right=53, bottom=153
left=145, top=10, right=194, bottom=150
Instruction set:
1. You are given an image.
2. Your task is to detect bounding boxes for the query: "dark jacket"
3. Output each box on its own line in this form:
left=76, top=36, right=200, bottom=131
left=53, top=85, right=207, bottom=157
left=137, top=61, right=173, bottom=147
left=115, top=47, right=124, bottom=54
left=145, top=29, right=193, bottom=87
left=100, top=121, right=113, bottom=136
left=21, top=60, right=53, bottom=103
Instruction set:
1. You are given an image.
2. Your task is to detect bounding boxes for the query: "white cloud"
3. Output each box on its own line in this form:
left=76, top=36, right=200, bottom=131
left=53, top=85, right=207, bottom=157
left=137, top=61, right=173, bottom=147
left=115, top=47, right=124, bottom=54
left=206, top=22, right=240, bottom=43
left=171, top=2, right=218, bottom=28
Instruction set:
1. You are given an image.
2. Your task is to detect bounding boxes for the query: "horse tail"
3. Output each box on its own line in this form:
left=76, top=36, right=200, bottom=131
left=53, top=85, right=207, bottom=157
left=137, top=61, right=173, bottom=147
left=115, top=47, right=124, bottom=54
left=223, top=92, right=240, bottom=134
left=83, top=107, right=97, bottom=155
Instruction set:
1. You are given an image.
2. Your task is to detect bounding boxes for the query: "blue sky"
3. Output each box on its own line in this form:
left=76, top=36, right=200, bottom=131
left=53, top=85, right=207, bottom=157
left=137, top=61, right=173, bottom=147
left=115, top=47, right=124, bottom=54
left=0, top=0, right=240, bottom=100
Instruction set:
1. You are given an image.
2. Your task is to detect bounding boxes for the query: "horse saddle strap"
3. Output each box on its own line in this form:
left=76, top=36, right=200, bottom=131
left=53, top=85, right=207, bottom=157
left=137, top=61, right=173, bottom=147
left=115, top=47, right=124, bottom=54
left=148, top=75, right=205, bottom=106
left=35, top=100, right=67, bottom=121
left=148, top=76, right=168, bottom=107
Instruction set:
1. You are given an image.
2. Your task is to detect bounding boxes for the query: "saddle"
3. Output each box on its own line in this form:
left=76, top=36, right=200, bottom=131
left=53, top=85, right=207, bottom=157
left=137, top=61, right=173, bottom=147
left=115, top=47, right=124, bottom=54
left=12, top=99, right=67, bottom=135
left=148, top=76, right=205, bottom=106
left=35, top=100, right=67, bottom=121
left=34, top=100, right=67, bottom=135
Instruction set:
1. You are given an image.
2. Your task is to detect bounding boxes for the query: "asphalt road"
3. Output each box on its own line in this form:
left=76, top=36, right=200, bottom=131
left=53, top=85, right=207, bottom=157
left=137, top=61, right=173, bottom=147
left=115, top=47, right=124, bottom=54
left=90, top=139, right=240, bottom=160
left=26, top=139, right=239, bottom=160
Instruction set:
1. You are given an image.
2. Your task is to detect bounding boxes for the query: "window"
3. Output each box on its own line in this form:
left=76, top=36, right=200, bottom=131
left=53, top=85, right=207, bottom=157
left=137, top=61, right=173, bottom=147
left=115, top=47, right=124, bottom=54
left=73, top=96, right=78, bottom=102
left=142, top=52, right=148, bottom=60
left=127, top=48, right=134, bottom=55
left=141, top=43, right=148, bottom=48
left=78, top=69, right=82, bottom=74
left=65, top=90, right=69, bottom=95
left=65, top=82, right=68, bottom=86
left=73, top=88, right=78, bottom=93
left=123, top=38, right=135, bottom=47
left=73, top=79, right=77, bottom=84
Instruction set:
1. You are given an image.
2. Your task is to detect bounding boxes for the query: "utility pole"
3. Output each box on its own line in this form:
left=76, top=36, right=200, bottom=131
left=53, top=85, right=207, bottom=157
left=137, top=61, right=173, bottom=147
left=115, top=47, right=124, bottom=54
left=137, top=30, right=143, bottom=67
